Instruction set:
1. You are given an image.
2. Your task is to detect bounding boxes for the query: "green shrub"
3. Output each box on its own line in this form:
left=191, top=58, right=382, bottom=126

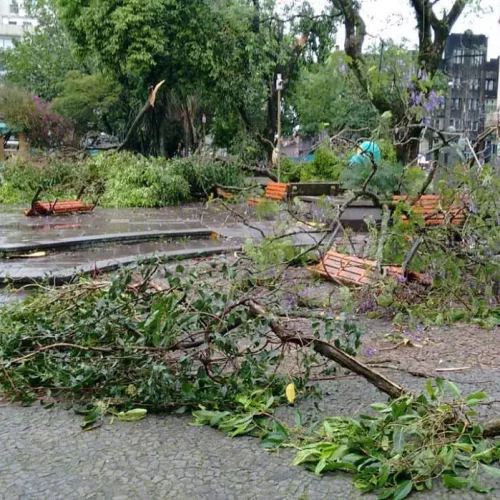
left=281, top=158, right=303, bottom=182
left=89, top=152, right=190, bottom=208
left=299, top=146, right=347, bottom=182
left=340, top=160, right=403, bottom=196
left=169, top=156, right=245, bottom=196
left=0, top=152, right=246, bottom=208
left=0, top=156, right=83, bottom=204
left=401, top=166, right=427, bottom=195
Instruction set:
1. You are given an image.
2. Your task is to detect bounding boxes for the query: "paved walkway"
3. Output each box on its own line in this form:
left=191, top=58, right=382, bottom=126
left=2, top=372, right=500, bottom=499
left=0, top=205, right=323, bottom=284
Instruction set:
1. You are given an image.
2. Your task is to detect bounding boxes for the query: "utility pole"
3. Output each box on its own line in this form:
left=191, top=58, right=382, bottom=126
left=276, top=73, right=283, bottom=182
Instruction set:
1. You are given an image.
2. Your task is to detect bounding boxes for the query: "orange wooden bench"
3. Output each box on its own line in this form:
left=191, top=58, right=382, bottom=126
left=248, top=182, right=290, bottom=207
left=393, top=195, right=467, bottom=226
left=24, top=200, right=95, bottom=216
left=23, top=186, right=96, bottom=216
left=311, top=250, right=431, bottom=287
left=214, top=186, right=234, bottom=200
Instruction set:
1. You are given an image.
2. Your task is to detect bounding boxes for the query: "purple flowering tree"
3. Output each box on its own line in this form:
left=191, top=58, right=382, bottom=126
left=329, top=0, right=476, bottom=163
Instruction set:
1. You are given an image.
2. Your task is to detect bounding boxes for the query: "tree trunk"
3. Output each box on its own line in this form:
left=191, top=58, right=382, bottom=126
left=18, top=131, right=29, bottom=157
left=395, top=126, right=422, bottom=165
left=0, top=135, right=4, bottom=162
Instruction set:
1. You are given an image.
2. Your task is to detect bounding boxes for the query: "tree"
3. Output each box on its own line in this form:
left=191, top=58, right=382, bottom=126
left=329, top=0, right=477, bottom=163
left=56, top=0, right=338, bottom=160
left=210, top=0, right=339, bottom=161
left=3, top=0, right=80, bottom=100
left=51, top=72, right=124, bottom=136
left=57, top=0, right=218, bottom=155
left=0, top=86, right=72, bottom=152
left=290, top=51, right=379, bottom=137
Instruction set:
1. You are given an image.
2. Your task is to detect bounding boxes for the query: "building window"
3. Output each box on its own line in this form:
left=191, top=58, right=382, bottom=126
left=472, top=52, right=484, bottom=66
left=454, top=49, right=465, bottom=64
left=473, top=121, right=479, bottom=132
left=452, top=98, right=461, bottom=110
left=9, top=3, right=19, bottom=14
left=8, top=20, right=17, bottom=25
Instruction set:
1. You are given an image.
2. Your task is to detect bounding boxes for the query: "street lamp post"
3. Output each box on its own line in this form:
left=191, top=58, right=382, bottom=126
left=276, top=73, right=283, bottom=182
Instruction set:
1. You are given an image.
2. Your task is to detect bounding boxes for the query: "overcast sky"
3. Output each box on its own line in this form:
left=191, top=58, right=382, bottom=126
left=282, top=0, right=500, bottom=59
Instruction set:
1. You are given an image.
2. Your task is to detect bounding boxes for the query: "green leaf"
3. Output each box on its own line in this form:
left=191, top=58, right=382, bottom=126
left=471, top=483, right=493, bottom=494
left=444, top=380, right=462, bottom=398
left=426, top=381, right=435, bottom=398
left=481, top=464, right=500, bottom=478
left=442, top=474, right=469, bottom=488
left=393, top=480, right=413, bottom=500
left=377, top=488, right=395, bottom=500
left=466, top=391, right=488, bottom=407
left=371, top=402, right=390, bottom=412
left=392, top=426, right=406, bottom=454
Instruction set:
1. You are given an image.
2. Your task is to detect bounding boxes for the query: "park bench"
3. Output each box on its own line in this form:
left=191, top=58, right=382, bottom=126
left=311, top=250, right=431, bottom=287
left=393, top=195, right=467, bottom=226
left=248, top=182, right=290, bottom=207
left=23, top=186, right=96, bottom=217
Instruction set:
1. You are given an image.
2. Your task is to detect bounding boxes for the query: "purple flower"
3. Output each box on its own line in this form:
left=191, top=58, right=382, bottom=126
left=468, top=202, right=478, bottom=214
left=397, top=275, right=407, bottom=283
left=364, top=348, right=377, bottom=357
left=283, top=294, right=298, bottom=311
left=359, top=299, right=375, bottom=313
left=409, top=89, right=423, bottom=106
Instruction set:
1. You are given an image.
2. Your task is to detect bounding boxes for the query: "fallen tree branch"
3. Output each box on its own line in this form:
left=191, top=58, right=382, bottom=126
left=247, top=301, right=407, bottom=399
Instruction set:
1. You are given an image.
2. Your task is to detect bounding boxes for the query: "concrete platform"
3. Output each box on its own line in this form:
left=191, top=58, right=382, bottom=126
left=0, top=203, right=359, bottom=285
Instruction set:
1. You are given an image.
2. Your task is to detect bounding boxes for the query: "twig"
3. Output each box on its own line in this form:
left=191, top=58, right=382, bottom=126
left=10, top=343, right=114, bottom=364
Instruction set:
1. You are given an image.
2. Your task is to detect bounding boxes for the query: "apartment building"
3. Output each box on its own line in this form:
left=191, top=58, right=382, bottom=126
left=0, top=0, right=37, bottom=50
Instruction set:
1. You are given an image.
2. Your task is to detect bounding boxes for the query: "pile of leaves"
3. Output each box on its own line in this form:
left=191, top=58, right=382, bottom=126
left=0, top=151, right=247, bottom=207
left=195, top=380, right=500, bottom=499
left=0, top=263, right=289, bottom=411
left=291, top=380, right=499, bottom=498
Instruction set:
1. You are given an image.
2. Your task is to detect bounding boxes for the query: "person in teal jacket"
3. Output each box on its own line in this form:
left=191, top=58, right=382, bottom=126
left=349, top=141, right=381, bottom=166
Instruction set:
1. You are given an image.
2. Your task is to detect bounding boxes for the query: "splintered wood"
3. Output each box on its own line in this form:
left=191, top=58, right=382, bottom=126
left=311, top=251, right=431, bottom=287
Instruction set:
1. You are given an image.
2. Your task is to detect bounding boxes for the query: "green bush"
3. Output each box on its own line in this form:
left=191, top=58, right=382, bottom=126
left=89, top=152, right=191, bottom=208
left=0, top=156, right=85, bottom=204
left=280, top=158, right=303, bottom=183
left=0, top=152, right=247, bottom=208
left=299, top=146, right=347, bottom=182
left=169, top=156, right=245, bottom=196
left=339, top=160, right=404, bottom=196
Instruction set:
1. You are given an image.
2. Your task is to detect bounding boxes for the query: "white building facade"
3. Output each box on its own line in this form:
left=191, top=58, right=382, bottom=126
left=0, top=0, right=37, bottom=50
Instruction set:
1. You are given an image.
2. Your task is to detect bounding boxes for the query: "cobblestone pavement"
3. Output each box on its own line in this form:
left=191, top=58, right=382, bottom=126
left=2, top=371, right=500, bottom=500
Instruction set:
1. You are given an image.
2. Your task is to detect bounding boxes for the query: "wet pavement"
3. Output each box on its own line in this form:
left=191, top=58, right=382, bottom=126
left=0, top=204, right=325, bottom=284
left=2, top=370, right=499, bottom=499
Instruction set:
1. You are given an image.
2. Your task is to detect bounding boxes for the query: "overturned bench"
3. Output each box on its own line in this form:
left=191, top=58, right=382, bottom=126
left=311, top=250, right=431, bottom=287
left=248, top=182, right=290, bottom=207
left=23, top=186, right=96, bottom=217
left=393, top=195, right=467, bottom=226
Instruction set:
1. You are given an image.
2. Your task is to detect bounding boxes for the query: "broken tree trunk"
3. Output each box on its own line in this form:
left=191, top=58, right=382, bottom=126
left=247, top=301, right=406, bottom=399
left=118, top=80, right=165, bottom=152
left=18, top=131, right=29, bottom=157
